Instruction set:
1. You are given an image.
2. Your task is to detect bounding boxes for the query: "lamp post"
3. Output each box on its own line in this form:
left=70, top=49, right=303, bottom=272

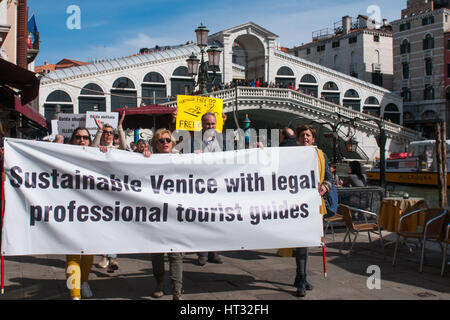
left=314, top=115, right=355, bottom=164
left=287, top=114, right=356, bottom=163
left=186, top=23, right=222, bottom=94
left=354, top=117, right=386, bottom=191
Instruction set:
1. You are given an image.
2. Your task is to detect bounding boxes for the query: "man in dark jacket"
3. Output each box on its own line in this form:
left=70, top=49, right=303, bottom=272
left=279, top=127, right=298, bottom=147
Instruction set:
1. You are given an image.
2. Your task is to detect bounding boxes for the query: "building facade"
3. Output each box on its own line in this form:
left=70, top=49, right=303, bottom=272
left=391, top=0, right=450, bottom=137
left=288, top=15, right=394, bottom=93
left=0, top=0, right=45, bottom=138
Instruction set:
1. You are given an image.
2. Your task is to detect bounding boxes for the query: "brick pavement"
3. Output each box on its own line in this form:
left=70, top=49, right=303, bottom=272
left=0, top=229, right=449, bottom=301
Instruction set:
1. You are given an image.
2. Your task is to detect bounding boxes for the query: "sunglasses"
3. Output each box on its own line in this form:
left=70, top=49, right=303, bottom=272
left=158, top=138, right=172, bottom=144
left=102, top=131, right=114, bottom=135
left=75, top=135, right=90, bottom=140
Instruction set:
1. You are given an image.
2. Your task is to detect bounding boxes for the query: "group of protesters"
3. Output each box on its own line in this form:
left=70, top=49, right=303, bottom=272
left=19, top=102, right=367, bottom=301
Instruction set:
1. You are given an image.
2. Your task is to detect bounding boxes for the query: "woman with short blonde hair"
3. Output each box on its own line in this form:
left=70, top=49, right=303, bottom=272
left=151, top=128, right=176, bottom=153
left=150, top=128, right=183, bottom=300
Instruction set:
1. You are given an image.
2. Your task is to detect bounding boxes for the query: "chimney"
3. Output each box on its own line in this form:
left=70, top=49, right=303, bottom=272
left=342, top=16, right=351, bottom=35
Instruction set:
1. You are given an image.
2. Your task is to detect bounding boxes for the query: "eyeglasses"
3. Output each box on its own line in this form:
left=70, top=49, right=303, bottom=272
left=102, top=131, right=114, bottom=135
left=75, top=135, right=90, bottom=140
left=158, top=138, right=172, bottom=144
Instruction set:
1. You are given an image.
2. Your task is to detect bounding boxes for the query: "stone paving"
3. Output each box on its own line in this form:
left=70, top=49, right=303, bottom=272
left=0, top=229, right=449, bottom=301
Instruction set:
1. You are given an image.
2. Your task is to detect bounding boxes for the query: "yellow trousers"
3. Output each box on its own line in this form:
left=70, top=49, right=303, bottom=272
left=66, top=255, right=94, bottom=299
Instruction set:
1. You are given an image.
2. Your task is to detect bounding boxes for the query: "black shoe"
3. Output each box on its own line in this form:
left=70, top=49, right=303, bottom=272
left=207, top=254, right=223, bottom=264
left=295, top=284, right=306, bottom=297
left=293, top=278, right=313, bottom=291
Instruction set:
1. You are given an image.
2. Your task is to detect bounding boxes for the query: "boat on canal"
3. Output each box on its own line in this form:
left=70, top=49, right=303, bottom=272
left=366, top=140, right=450, bottom=187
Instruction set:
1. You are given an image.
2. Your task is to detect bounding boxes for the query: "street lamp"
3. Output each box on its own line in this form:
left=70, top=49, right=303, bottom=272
left=354, top=117, right=387, bottom=191
left=287, top=114, right=354, bottom=163
left=186, top=23, right=222, bottom=94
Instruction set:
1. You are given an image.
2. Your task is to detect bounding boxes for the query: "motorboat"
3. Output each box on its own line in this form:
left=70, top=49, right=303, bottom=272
left=366, top=140, right=450, bottom=186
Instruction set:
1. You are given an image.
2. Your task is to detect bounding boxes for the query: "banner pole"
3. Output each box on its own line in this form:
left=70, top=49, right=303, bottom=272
left=321, top=234, right=327, bottom=278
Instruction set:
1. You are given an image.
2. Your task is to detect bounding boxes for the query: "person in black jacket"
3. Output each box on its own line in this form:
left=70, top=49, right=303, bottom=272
left=279, top=127, right=298, bottom=147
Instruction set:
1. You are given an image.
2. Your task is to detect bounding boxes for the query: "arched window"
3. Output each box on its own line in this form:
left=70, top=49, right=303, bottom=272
left=46, top=90, right=72, bottom=102
left=400, top=39, right=411, bottom=54
left=363, top=96, right=380, bottom=117
left=277, top=66, right=294, bottom=76
left=111, top=77, right=137, bottom=109
left=321, top=81, right=340, bottom=104
left=424, top=85, right=435, bottom=100
left=171, top=66, right=193, bottom=96
left=143, top=72, right=165, bottom=83
left=423, top=34, right=434, bottom=50
left=383, top=103, right=400, bottom=124
left=323, top=81, right=339, bottom=91
left=44, top=90, right=73, bottom=123
left=298, top=74, right=318, bottom=97
left=79, top=83, right=106, bottom=114
left=300, top=74, right=317, bottom=83
left=112, top=77, right=135, bottom=89
left=142, top=72, right=167, bottom=105
left=343, top=89, right=361, bottom=111
left=172, top=66, right=190, bottom=77
left=344, top=89, right=359, bottom=98
left=276, top=66, right=295, bottom=88
left=374, top=50, right=380, bottom=64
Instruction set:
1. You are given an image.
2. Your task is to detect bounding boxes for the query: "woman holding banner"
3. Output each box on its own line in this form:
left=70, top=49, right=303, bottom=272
left=66, top=127, right=95, bottom=300
left=294, top=125, right=333, bottom=297
left=92, top=111, right=127, bottom=272
left=149, top=128, right=184, bottom=300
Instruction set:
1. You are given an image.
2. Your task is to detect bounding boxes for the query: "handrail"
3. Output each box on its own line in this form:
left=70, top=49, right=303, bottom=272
left=162, top=87, right=422, bottom=141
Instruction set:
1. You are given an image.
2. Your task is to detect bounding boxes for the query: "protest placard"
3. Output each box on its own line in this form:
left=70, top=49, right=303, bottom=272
left=57, top=114, right=86, bottom=139
left=176, top=95, right=224, bottom=132
left=85, top=111, right=119, bottom=139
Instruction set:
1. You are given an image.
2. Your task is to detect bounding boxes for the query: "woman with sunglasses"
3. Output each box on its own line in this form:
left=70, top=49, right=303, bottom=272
left=149, top=129, right=183, bottom=300
left=92, top=110, right=127, bottom=152
left=92, top=111, right=128, bottom=271
left=66, top=127, right=94, bottom=300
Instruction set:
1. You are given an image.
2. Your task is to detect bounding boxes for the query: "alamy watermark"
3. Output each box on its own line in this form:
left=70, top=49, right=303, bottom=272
left=366, top=265, right=381, bottom=290
left=66, top=5, right=81, bottom=30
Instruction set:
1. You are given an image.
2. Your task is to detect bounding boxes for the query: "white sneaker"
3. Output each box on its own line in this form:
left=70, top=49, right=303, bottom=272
left=81, top=282, right=93, bottom=298
left=72, top=297, right=80, bottom=300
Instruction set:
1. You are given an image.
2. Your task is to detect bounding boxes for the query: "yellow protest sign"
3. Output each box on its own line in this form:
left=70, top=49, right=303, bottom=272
left=176, top=95, right=223, bottom=132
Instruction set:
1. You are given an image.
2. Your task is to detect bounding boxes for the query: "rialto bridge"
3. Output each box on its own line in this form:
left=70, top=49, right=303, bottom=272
left=39, top=22, right=422, bottom=161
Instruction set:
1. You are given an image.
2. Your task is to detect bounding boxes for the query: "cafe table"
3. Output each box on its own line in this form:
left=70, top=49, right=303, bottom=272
left=378, top=197, right=427, bottom=233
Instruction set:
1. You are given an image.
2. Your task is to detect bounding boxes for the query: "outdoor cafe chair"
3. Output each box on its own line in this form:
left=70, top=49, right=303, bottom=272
left=323, top=212, right=344, bottom=241
left=441, top=223, right=450, bottom=276
left=338, top=204, right=384, bottom=257
left=392, top=208, right=447, bottom=273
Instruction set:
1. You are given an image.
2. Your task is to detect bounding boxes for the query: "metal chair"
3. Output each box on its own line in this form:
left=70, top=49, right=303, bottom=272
left=338, top=204, right=384, bottom=256
left=441, top=223, right=450, bottom=276
left=392, top=208, right=447, bottom=273
left=323, top=212, right=344, bottom=241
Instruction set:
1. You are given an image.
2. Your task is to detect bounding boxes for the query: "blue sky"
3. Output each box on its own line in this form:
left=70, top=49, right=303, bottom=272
left=30, top=0, right=407, bottom=66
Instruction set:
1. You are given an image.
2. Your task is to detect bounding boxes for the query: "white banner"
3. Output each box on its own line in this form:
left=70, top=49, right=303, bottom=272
left=1, top=138, right=323, bottom=256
